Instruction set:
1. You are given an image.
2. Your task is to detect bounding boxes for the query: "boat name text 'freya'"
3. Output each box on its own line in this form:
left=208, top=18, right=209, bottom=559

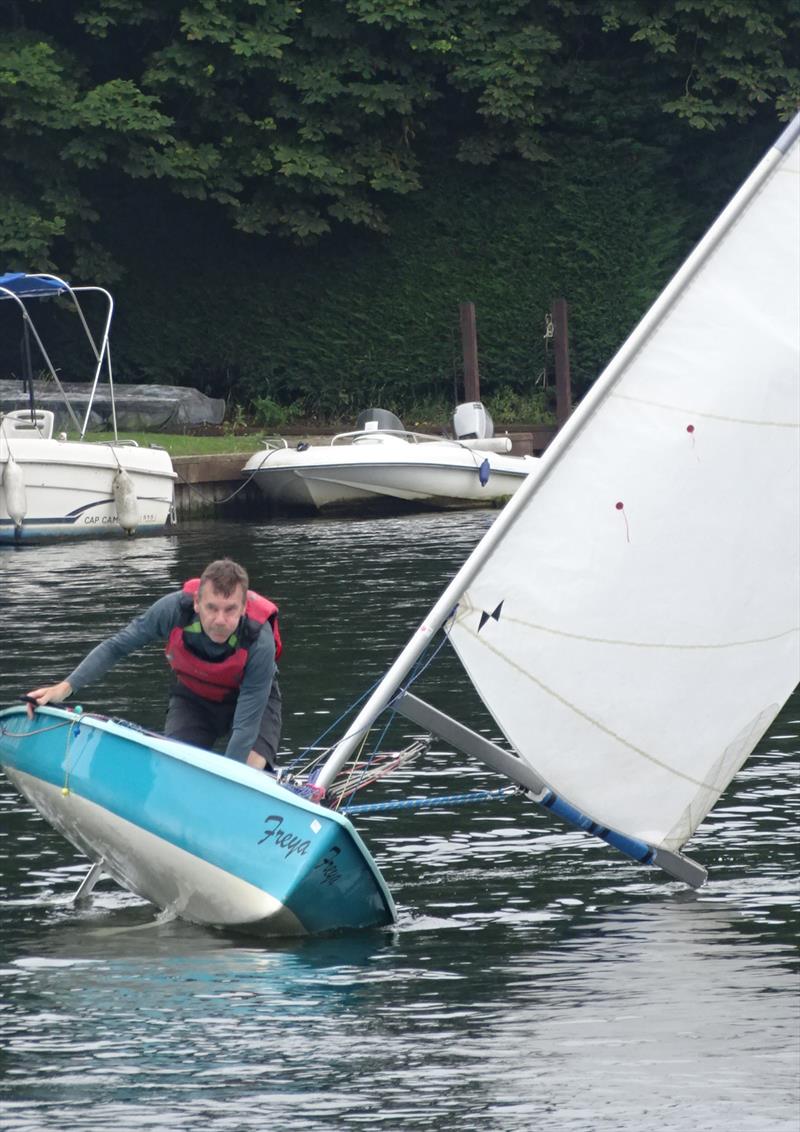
left=258, top=814, right=310, bottom=858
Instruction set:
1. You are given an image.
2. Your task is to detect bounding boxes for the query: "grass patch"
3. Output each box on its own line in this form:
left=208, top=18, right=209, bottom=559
left=75, top=383, right=555, bottom=456
left=74, top=432, right=271, bottom=457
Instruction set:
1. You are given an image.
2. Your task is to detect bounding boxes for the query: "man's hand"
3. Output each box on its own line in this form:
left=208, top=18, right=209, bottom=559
left=25, top=681, right=72, bottom=719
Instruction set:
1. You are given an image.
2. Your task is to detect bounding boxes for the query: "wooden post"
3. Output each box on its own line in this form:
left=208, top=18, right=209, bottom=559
left=551, top=297, right=572, bottom=427
left=459, top=301, right=480, bottom=402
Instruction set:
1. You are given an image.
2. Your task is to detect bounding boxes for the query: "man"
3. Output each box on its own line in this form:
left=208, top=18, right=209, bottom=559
left=26, top=558, right=282, bottom=771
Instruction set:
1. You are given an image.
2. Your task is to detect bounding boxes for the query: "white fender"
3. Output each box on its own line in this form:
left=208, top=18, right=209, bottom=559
left=2, top=454, right=27, bottom=528
left=113, top=467, right=139, bottom=534
left=459, top=437, right=513, bottom=453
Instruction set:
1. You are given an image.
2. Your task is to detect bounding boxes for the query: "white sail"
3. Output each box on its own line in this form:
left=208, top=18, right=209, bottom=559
left=446, top=118, right=800, bottom=851
left=317, top=116, right=800, bottom=868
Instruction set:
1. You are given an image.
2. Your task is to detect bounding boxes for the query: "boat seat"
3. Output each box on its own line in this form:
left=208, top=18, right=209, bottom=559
left=1, top=408, right=55, bottom=440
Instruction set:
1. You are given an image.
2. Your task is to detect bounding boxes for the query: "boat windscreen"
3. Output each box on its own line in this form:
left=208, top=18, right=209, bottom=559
left=355, top=407, right=405, bottom=431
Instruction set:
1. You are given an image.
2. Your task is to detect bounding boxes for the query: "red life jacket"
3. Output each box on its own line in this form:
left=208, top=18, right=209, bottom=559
left=165, top=578, right=282, bottom=702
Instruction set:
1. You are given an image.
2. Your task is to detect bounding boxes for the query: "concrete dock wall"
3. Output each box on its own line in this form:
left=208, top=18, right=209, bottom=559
left=171, top=453, right=262, bottom=518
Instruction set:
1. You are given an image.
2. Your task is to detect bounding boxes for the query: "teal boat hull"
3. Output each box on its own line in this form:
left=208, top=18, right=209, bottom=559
left=0, top=706, right=396, bottom=937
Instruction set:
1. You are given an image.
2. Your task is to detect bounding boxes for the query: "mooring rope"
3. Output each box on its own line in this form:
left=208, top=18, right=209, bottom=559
left=173, top=462, right=262, bottom=506
left=172, top=442, right=288, bottom=507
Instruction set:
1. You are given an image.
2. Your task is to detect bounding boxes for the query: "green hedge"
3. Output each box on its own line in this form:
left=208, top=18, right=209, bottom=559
left=14, top=127, right=760, bottom=423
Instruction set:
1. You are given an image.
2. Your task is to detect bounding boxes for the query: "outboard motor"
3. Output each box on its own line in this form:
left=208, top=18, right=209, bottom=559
left=452, top=401, right=494, bottom=440
left=355, top=408, right=405, bottom=432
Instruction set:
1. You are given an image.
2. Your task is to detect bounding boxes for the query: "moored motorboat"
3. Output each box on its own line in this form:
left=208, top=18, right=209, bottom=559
left=0, top=273, right=176, bottom=543
left=242, top=403, right=538, bottom=514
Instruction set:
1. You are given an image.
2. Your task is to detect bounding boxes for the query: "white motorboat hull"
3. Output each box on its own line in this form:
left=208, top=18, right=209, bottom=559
left=0, top=436, right=176, bottom=542
left=244, top=440, right=537, bottom=513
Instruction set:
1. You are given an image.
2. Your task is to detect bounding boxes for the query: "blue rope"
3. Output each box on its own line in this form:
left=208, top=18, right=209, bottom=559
left=342, top=787, right=515, bottom=815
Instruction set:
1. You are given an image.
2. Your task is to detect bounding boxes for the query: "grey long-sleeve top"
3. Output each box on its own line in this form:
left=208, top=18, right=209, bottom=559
left=66, top=591, right=276, bottom=762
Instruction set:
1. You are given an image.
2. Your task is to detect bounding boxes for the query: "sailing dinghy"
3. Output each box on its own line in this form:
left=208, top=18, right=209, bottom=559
left=1, top=114, right=798, bottom=935
left=0, top=705, right=396, bottom=934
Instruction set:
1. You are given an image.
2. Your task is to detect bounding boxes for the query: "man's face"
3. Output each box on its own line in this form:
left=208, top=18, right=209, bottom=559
left=195, top=583, right=247, bottom=644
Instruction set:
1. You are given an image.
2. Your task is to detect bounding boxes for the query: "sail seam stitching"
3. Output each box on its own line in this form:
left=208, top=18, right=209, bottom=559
left=458, top=620, right=714, bottom=790
left=612, top=392, right=800, bottom=428
left=494, top=617, right=800, bottom=651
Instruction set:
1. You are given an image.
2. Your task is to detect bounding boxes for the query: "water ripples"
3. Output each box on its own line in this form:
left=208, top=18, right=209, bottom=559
left=1, top=515, right=798, bottom=1130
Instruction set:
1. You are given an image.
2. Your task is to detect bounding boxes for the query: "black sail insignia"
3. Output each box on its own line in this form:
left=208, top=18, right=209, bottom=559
left=478, top=601, right=504, bottom=632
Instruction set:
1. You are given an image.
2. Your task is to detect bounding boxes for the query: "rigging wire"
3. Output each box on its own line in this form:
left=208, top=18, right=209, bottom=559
left=284, top=605, right=458, bottom=798
left=327, top=609, right=458, bottom=807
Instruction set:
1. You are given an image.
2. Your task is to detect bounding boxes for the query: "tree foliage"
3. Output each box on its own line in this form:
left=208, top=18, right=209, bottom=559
left=74, top=133, right=692, bottom=413
left=1, top=0, right=797, bottom=273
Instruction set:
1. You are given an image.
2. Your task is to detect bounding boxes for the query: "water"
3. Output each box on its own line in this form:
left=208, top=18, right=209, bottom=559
left=1, top=516, right=798, bottom=1131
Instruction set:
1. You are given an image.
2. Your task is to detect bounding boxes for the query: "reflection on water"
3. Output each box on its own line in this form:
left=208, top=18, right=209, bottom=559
left=1, top=516, right=798, bottom=1131
left=1, top=895, right=797, bottom=1132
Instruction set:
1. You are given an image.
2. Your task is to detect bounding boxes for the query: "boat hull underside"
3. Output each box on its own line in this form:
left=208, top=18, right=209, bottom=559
left=0, top=440, right=175, bottom=541
left=7, top=767, right=305, bottom=934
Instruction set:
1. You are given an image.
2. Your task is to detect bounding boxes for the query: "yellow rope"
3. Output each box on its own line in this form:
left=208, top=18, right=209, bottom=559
left=61, top=708, right=83, bottom=796
left=61, top=725, right=75, bottom=796
left=331, top=729, right=371, bottom=810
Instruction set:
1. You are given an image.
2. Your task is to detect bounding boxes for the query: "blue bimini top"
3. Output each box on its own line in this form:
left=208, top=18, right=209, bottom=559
left=0, top=273, right=68, bottom=299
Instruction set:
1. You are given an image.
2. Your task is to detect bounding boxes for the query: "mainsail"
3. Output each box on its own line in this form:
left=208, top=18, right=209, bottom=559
left=318, top=115, right=800, bottom=867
